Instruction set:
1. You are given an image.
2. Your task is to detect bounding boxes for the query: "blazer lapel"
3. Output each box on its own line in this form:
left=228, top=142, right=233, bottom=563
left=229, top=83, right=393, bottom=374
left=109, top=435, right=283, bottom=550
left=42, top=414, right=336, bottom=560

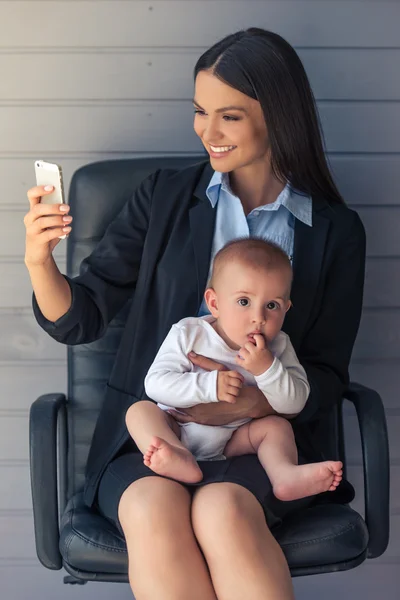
left=283, top=205, right=330, bottom=348
left=189, top=162, right=216, bottom=309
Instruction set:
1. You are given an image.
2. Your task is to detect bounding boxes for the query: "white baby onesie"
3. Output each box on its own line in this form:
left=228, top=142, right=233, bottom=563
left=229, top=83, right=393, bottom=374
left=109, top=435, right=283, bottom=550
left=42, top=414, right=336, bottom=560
left=144, top=315, right=309, bottom=460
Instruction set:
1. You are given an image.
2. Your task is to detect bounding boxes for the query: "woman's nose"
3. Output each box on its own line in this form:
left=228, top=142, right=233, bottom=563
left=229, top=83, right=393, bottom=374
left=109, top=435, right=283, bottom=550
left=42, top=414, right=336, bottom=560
left=203, top=119, right=221, bottom=143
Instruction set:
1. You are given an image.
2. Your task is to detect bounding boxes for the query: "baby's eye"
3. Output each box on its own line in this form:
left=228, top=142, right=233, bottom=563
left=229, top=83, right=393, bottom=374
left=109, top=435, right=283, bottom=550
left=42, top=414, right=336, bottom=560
left=237, top=298, right=250, bottom=307
left=267, top=301, right=279, bottom=310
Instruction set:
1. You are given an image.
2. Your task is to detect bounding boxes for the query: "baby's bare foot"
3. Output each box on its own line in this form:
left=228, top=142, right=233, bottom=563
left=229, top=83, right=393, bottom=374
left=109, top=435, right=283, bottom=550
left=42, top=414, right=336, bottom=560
left=272, top=461, right=343, bottom=502
left=143, top=436, right=203, bottom=483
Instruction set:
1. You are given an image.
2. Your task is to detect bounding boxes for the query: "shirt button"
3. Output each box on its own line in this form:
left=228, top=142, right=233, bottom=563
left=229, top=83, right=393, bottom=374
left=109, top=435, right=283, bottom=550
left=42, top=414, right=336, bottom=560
left=253, top=210, right=260, bottom=217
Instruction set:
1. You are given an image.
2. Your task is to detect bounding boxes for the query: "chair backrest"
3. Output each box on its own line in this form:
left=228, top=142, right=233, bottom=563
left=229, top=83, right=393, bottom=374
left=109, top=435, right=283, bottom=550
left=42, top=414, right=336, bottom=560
left=66, top=156, right=345, bottom=499
left=66, top=156, right=205, bottom=497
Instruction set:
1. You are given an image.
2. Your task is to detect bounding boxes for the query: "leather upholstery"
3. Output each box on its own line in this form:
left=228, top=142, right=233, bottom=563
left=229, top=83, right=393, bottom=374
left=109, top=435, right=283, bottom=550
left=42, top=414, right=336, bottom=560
left=60, top=493, right=368, bottom=576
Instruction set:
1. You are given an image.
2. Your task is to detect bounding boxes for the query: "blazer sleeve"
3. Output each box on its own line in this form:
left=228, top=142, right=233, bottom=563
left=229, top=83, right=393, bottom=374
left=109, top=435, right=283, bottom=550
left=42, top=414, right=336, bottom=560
left=292, top=211, right=366, bottom=425
left=32, top=170, right=159, bottom=345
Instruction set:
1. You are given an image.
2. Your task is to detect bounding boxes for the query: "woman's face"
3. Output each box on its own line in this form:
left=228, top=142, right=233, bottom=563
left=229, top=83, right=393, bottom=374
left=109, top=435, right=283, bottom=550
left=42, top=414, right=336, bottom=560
left=193, top=70, right=270, bottom=172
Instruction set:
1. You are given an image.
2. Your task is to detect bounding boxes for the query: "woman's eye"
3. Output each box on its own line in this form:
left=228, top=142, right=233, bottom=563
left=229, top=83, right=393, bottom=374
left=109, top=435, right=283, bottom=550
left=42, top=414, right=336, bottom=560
left=238, top=298, right=250, bottom=307
left=267, top=302, right=279, bottom=310
left=194, top=109, right=205, bottom=116
left=223, top=115, right=240, bottom=122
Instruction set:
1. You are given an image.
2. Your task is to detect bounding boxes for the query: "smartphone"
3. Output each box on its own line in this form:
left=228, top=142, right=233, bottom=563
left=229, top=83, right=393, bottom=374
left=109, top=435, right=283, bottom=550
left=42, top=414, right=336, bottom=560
left=34, top=160, right=65, bottom=204
left=34, top=160, right=67, bottom=238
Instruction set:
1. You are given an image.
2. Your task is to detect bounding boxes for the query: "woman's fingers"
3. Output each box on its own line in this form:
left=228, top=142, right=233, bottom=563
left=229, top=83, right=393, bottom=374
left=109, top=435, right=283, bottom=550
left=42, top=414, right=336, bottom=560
left=188, top=351, right=228, bottom=372
left=27, top=185, right=55, bottom=208
left=166, top=410, right=192, bottom=424
left=26, top=214, right=73, bottom=235
left=24, top=201, right=70, bottom=227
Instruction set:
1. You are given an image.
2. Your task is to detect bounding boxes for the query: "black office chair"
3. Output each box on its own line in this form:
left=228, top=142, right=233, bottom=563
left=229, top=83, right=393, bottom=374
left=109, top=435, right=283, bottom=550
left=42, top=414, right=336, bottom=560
left=29, top=157, right=390, bottom=585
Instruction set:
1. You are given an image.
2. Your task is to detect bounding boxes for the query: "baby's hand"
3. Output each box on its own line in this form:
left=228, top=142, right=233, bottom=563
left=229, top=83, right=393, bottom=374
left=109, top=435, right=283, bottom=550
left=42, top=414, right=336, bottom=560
left=235, top=334, right=274, bottom=376
left=217, top=370, right=244, bottom=403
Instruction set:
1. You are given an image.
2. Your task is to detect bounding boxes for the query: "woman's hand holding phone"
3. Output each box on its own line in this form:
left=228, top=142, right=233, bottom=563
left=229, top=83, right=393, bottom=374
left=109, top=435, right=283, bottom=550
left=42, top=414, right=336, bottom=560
left=24, top=185, right=73, bottom=267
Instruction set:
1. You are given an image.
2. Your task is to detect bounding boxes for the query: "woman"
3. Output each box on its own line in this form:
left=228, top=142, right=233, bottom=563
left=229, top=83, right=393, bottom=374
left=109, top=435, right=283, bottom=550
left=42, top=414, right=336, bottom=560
left=24, top=28, right=365, bottom=600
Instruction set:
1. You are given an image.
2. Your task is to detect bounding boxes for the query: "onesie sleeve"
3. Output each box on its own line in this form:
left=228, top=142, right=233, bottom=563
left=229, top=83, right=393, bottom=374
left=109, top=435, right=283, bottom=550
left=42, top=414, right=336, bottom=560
left=144, top=325, right=219, bottom=408
left=254, top=334, right=310, bottom=415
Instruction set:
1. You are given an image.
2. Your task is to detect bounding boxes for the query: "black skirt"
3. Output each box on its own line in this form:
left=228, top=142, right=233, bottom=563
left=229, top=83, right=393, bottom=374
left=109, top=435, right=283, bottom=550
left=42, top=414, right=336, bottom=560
left=95, top=439, right=315, bottom=537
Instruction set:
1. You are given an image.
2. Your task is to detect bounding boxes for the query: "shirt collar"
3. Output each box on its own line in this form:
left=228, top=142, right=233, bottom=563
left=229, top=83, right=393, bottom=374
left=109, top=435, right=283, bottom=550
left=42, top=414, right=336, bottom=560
left=206, top=170, right=312, bottom=227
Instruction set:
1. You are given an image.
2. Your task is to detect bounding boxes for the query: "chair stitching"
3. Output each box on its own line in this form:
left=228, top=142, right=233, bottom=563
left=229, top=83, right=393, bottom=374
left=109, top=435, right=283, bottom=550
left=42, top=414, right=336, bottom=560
left=68, top=506, right=127, bottom=554
left=280, top=519, right=362, bottom=549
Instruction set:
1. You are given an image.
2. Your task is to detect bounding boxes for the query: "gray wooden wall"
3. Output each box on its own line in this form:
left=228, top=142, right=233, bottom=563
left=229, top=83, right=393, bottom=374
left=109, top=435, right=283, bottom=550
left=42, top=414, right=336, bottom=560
left=1, top=1, right=399, bottom=598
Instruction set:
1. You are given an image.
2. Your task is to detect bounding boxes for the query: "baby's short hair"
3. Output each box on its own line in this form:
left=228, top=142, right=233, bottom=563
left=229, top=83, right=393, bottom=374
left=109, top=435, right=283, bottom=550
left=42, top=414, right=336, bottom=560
left=209, top=237, right=292, bottom=291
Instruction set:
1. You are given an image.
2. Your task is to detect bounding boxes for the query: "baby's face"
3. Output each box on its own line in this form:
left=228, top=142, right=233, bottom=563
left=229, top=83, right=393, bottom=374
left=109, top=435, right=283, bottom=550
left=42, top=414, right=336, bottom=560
left=207, top=263, right=291, bottom=350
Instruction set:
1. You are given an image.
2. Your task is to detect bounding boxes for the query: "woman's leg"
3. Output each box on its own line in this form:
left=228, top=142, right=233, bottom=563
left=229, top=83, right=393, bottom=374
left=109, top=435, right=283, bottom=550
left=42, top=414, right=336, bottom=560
left=125, top=401, right=202, bottom=482
left=118, top=477, right=218, bottom=600
left=191, top=482, right=294, bottom=600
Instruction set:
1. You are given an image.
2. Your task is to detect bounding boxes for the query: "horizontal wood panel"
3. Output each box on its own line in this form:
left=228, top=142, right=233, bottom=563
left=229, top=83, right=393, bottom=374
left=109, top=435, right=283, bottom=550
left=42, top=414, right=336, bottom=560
left=353, top=310, right=400, bottom=360
left=319, top=104, right=400, bottom=153
left=293, top=564, right=400, bottom=599
left=0, top=515, right=36, bottom=560
left=0, top=261, right=66, bottom=308
left=0, top=565, right=123, bottom=600
left=2, top=2, right=400, bottom=48
left=0, top=415, right=29, bottom=461
left=0, top=313, right=66, bottom=362
left=364, top=259, right=400, bottom=308
left=2, top=155, right=400, bottom=210
left=4, top=206, right=400, bottom=259
left=0, top=364, right=66, bottom=410
left=0, top=465, right=31, bottom=511
left=331, top=156, right=400, bottom=206
left=357, top=207, right=400, bottom=257
left=3, top=49, right=400, bottom=101
left=1, top=104, right=399, bottom=154
left=349, top=362, right=400, bottom=410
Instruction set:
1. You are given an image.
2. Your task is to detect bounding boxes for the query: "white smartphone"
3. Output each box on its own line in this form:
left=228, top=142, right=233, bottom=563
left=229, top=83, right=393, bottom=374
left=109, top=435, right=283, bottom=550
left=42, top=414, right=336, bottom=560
left=34, top=160, right=67, bottom=238
left=34, top=160, right=65, bottom=204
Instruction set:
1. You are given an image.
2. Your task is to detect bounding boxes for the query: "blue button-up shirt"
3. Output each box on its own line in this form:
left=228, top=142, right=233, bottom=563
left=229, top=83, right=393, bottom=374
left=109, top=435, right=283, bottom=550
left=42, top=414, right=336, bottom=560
left=198, top=170, right=313, bottom=316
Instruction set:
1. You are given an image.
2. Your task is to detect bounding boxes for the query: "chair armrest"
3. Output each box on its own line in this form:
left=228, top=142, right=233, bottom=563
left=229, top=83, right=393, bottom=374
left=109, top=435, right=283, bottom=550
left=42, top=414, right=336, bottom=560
left=29, top=393, right=67, bottom=570
left=344, top=382, right=390, bottom=558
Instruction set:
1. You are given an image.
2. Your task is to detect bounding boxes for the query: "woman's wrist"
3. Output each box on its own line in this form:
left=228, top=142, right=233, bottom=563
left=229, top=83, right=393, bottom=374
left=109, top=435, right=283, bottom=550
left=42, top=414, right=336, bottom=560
left=244, top=386, right=276, bottom=419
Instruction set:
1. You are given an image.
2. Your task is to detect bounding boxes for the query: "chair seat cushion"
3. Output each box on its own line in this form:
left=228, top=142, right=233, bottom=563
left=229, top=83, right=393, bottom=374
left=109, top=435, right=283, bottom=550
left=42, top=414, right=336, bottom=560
left=59, top=493, right=368, bottom=575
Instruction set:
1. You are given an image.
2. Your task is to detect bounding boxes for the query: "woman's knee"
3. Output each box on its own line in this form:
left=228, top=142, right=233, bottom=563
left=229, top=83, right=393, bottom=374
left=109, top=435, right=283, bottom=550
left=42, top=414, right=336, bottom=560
left=191, top=482, right=265, bottom=539
left=118, top=476, right=191, bottom=534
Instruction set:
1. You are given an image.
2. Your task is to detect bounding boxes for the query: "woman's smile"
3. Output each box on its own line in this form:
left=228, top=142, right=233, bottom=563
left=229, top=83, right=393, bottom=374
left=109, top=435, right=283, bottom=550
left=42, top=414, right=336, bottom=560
left=208, top=144, right=237, bottom=158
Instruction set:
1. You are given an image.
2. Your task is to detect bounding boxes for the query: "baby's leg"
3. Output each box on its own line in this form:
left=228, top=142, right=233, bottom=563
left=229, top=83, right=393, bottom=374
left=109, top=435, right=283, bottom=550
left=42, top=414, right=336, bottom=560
left=125, top=401, right=202, bottom=483
left=246, top=416, right=343, bottom=501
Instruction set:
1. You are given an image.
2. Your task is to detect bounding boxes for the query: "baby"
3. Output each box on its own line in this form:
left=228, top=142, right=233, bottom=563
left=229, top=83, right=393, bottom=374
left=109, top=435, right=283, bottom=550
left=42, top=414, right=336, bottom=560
left=126, top=238, right=343, bottom=502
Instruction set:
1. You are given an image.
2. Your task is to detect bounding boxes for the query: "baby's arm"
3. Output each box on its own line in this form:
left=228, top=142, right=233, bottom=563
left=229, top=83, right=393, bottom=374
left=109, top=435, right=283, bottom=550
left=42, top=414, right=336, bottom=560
left=144, top=325, right=219, bottom=408
left=254, top=336, right=310, bottom=415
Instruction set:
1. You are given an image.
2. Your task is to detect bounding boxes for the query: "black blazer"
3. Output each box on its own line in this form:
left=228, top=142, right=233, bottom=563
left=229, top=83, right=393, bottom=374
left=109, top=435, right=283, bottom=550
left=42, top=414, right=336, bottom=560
left=33, top=160, right=366, bottom=508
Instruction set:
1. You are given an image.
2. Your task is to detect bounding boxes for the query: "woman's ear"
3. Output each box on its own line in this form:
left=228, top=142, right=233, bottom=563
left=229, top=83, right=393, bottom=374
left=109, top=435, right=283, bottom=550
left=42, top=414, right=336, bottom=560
left=286, top=300, right=292, bottom=312
left=204, top=287, right=219, bottom=317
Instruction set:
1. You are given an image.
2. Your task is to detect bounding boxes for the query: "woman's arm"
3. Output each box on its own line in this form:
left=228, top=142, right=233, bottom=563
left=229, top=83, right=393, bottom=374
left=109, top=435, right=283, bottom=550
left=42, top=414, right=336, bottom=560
left=32, top=171, right=159, bottom=345
left=292, top=211, right=366, bottom=425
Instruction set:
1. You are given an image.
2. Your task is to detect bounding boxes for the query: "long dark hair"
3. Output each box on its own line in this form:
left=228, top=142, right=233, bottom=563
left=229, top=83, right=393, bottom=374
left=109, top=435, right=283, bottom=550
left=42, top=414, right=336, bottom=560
left=194, top=28, right=344, bottom=205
